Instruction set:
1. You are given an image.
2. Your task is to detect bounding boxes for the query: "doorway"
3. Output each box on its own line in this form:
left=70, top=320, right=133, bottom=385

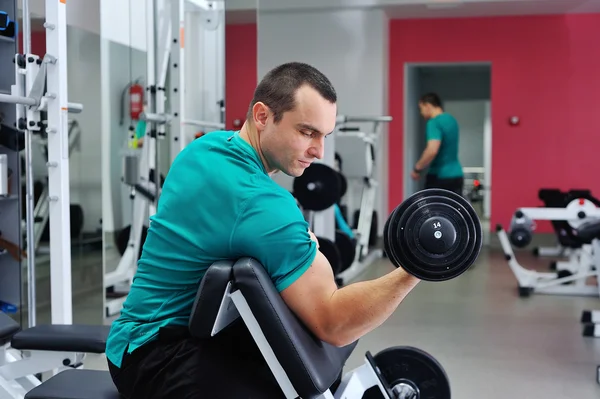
left=404, top=62, right=492, bottom=234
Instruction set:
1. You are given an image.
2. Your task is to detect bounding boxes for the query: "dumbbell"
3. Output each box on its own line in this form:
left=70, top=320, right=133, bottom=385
left=384, top=188, right=482, bottom=281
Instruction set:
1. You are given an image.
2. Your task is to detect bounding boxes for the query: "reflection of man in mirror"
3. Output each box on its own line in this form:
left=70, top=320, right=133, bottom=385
left=412, top=92, right=464, bottom=196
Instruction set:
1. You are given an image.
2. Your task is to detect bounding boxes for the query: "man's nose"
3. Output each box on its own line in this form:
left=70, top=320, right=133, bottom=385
left=308, top=137, right=325, bottom=159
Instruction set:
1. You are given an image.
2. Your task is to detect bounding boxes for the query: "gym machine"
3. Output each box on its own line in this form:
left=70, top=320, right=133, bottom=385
left=531, top=188, right=600, bottom=259
left=26, top=119, right=83, bottom=263
left=21, top=188, right=481, bottom=399
left=292, top=115, right=392, bottom=284
left=104, top=0, right=225, bottom=318
left=334, top=115, right=391, bottom=285
left=0, top=0, right=84, bottom=326
left=496, top=197, right=600, bottom=297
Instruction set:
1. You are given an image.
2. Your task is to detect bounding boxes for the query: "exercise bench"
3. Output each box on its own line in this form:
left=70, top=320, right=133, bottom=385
left=0, top=312, right=111, bottom=399
left=25, top=258, right=450, bottom=398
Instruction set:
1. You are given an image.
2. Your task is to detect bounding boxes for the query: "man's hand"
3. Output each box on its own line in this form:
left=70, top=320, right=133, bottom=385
left=411, top=171, right=421, bottom=181
left=308, top=229, right=319, bottom=248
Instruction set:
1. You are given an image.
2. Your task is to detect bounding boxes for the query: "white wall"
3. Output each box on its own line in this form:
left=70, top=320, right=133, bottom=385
left=257, top=8, right=390, bottom=235
left=100, top=0, right=148, bottom=51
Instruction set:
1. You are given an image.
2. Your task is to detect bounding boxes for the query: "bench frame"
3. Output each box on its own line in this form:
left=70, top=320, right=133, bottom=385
left=0, top=340, right=88, bottom=398
left=215, top=280, right=392, bottom=399
left=498, top=227, right=600, bottom=297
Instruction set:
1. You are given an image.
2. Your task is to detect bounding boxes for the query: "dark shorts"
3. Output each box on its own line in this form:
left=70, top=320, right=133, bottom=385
left=107, top=321, right=342, bottom=399
left=425, top=174, right=464, bottom=196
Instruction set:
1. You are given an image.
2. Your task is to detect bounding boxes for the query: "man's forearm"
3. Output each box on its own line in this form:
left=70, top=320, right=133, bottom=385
left=323, top=268, right=420, bottom=346
left=415, top=150, right=436, bottom=170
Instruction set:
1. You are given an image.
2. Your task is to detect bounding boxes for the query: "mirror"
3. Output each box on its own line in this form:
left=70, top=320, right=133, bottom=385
left=101, top=0, right=226, bottom=322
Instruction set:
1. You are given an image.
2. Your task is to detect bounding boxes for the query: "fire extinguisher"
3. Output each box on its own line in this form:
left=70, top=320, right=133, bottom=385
left=129, top=84, right=144, bottom=120
left=120, top=81, right=145, bottom=126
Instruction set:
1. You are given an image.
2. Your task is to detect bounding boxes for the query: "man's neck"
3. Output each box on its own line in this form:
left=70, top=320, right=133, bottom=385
left=430, top=108, right=444, bottom=118
left=239, top=121, right=276, bottom=175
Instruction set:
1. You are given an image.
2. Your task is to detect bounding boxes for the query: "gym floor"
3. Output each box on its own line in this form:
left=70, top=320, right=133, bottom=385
left=45, top=244, right=600, bottom=398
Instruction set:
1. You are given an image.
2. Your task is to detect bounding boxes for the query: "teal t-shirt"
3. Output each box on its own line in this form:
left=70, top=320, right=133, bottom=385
left=105, top=130, right=318, bottom=368
left=425, top=113, right=463, bottom=179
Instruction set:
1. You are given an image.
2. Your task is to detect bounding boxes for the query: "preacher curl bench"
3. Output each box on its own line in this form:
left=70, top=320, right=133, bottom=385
left=21, top=258, right=450, bottom=399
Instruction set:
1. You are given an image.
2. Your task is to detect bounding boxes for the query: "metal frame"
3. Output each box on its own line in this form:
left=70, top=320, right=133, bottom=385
left=0, top=341, right=88, bottom=398
left=334, top=115, right=391, bottom=285
left=0, top=0, right=84, bottom=325
left=497, top=224, right=600, bottom=297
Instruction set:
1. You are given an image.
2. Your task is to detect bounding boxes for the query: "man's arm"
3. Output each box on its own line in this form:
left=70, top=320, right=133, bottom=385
left=232, top=190, right=420, bottom=347
left=414, top=140, right=440, bottom=171
left=414, top=120, right=442, bottom=172
left=281, top=251, right=419, bottom=347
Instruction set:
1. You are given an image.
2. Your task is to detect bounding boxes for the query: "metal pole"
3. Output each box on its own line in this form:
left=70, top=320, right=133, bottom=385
left=22, top=0, right=37, bottom=328
left=336, top=115, right=393, bottom=124
left=0, top=93, right=36, bottom=106
left=182, top=119, right=224, bottom=130
left=46, top=0, right=73, bottom=324
left=22, top=0, right=31, bottom=55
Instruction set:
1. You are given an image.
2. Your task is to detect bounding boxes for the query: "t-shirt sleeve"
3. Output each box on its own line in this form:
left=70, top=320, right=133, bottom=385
left=426, top=119, right=442, bottom=141
left=230, top=190, right=318, bottom=292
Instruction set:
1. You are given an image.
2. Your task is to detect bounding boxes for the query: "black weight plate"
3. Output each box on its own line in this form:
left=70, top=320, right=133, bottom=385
left=373, top=346, right=451, bottom=399
left=293, top=163, right=341, bottom=211
left=116, top=225, right=149, bottom=259
left=385, top=189, right=482, bottom=281
left=318, top=236, right=342, bottom=275
left=335, top=230, right=356, bottom=272
left=70, top=204, right=85, bottom=238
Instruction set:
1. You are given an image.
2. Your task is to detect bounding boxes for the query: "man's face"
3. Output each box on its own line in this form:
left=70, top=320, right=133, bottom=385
left=257, top=85, right=337, bottom=177
left=419, top=102, right=431, bottom=119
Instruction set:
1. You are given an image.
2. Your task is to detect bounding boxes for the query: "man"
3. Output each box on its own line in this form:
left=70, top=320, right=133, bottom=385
left=105, top=62, right=420, bottom=398
left=411, top=93, right=464, bottom=196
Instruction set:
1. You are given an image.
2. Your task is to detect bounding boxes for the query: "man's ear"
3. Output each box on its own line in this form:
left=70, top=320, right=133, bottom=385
left=252, top=102, right=270, bottom=129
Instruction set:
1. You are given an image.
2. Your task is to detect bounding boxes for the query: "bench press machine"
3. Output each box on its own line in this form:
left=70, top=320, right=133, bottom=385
left=22, top=258, right=452, bottom=399
left=496, top=197, right=600, bottom=297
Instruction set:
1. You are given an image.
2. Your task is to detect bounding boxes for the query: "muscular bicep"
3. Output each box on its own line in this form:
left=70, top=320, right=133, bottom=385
left=280, top=250, right=338, bottom=341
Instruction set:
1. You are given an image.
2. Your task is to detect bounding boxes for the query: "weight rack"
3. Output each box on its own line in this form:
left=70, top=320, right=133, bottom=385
left=0, top=0, right=81, bottom=327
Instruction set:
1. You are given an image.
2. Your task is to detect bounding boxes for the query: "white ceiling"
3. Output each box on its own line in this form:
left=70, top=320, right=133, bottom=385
left=385, top=0, right=600, bottom=19
left=226, top=0, right=600, bottom=24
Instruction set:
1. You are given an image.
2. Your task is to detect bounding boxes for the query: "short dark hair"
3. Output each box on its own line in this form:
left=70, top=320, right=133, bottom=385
left=247, top=62, right=337, bottom=123
left=419, top=92, right=443, bottom=108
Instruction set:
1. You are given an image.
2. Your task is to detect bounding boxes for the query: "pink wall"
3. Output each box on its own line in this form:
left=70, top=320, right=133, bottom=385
left=389, top=13, right=600, bottom=232
left=18, top=30, right=46, bottom=56
left=225, top=24, right=257, bottom=130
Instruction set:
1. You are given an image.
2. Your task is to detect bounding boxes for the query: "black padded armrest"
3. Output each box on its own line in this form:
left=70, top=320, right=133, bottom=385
left=11, top=324, right=110, bottom=353
left=233, top=258, right=358, bottom=398
left=0, top=312, right=21, bottom=346
left=189, top=260, right=235, bottom=339
left=574, top=219, right=600, bottom=243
